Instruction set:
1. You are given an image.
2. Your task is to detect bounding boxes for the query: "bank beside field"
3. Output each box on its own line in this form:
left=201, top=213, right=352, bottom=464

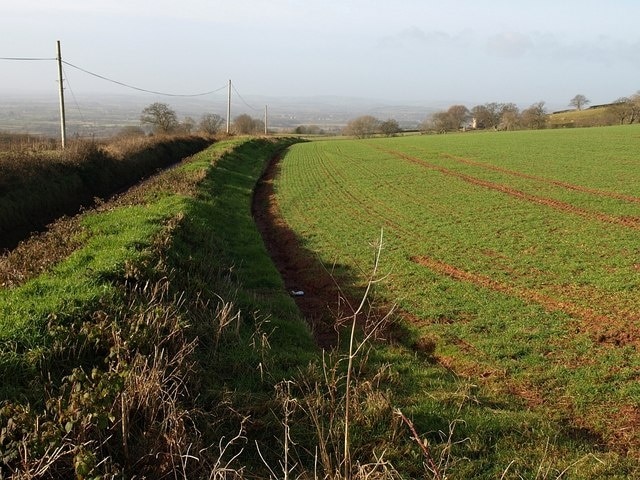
left=0, top=135, right=213, bottom=251
left=0, top=138, right=319, bottom=478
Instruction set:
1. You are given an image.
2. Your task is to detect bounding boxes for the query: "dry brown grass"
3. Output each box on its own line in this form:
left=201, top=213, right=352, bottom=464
left=0, top=133, right=58, bottom=153
left=0, top=216, right=87, bottom=288
left=1, top=262, right=251, bottom=479
left=0, top=133, right=213, bottom=252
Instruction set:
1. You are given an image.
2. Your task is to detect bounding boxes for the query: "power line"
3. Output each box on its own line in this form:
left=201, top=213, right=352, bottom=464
left=62, top=64, right=95, bottom=137
left=0, top=56, right=56, bottom=61
left=231, top=82, right=261, bottom=111
left=3, top=55, right=230, bottom=98
left=62, top=60, right=228, bottom=97
left=4, top=45, right=274, bottom=141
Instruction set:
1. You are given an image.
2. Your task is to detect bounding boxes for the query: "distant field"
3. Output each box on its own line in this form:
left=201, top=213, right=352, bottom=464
left=548, top=106, right=618, bottom=128
left=276, top=125, right=640, bottom=458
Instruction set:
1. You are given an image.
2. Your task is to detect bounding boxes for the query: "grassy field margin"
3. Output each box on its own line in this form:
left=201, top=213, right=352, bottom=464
left=0, top=137, right=317, bottom=478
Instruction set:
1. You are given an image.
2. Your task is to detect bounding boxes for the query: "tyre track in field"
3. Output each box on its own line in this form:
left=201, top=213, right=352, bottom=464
left=411, top=255, right=640, bottom=347
left=410, top=254, right=640, bottom=454
left=327, top=144, right=463, bottom=230
left=439, top=152, right=640, bottom=204
left=260, top=147, right=640, bottom=455
left=308, top=145, right=639, bottom=343
left=380, top=148, right=640, bottom=231
left=376, top=146, right=640, bottom=344
left=314, top=146, right=406, bottom=232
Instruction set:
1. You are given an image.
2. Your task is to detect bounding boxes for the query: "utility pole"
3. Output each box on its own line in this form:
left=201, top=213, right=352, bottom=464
left=226, top=79, right=231, bottom=134
left=56, top=40, right=67, bottom=149
left=264, top=105, right=268, bottom=135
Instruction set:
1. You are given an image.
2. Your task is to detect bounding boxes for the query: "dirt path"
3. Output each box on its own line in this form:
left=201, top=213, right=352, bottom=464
left=252, top=153, right=347, bottom=348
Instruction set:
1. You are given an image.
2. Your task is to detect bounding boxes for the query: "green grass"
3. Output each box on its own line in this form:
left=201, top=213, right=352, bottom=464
left=274, top=125, right=640, bottom=477
left=0, top=179, right=194, bottom=402
left=167, top=138, right=317, bottom=382
left=0, top=137, right=320, bottom=477
left=0, top=198, right=181, bottom=340
left=2, top=130, right=638, bottom=477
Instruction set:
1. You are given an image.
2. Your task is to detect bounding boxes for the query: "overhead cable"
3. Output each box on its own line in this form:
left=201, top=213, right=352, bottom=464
left=62, top=64, right=95, bottom=136
left=231, top=82, right=261, bottom=111
left=62, top=60, right=228, bottom=97
left=0, top=57, right=56, bottom=61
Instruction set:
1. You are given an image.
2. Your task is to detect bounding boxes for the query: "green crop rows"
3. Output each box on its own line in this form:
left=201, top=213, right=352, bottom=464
left=275, top=126, right=640, bottom=462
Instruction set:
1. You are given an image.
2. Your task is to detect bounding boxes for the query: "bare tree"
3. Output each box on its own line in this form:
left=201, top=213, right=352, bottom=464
left=520, top=101, right=548, bottom=129
left=499, top=104, right=520, bottom=130
left=199, top=113, right=225, bottom=134
left=428, top=111, right=453, bottom=133
left=418, top=117, right=434, bottom=133
left=232, top=114, right=264, bottom=134
left=343, top=115, right=380, bottom=138
left=140, top=102, right=179, bottom=134
left=471, top=102, right=519, bottom=130
left=379, top=118, right=401, bottom=136
left=569, top=94, right=590, bottom=111
left=447, top=105, right=470, bottom=130
left=181, top=116, right=196, bottom=134
left=607, top=93, right=640, bottom=124
left=471, top=103, right=501, bottom=130
left=426, top=105, right=470, bottom=133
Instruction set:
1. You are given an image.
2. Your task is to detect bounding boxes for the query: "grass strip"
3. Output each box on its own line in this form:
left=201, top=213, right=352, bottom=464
left=0, top=137, right=317, bottom=478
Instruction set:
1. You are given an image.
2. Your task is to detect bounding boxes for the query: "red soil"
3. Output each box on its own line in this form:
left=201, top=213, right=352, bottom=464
left=440, top=152, right=640, bottom=204
left=252, top=153, right=361, bottom=349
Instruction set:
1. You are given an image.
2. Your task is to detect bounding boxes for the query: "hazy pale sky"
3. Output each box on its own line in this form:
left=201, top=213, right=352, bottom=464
left=2, top=0, right=640, bottom=109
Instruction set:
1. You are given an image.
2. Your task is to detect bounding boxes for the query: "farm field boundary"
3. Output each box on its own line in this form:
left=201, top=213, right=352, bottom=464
left=0, top=138, right=321, bottom=478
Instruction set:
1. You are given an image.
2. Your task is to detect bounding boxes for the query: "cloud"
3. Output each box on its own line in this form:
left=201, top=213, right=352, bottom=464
left=377, top=27, right=471, bottom=51
left=542, top=35, right=640, bottom=66
left=485, top=31, right=640, bottom=66
left=486, top=32, right=533, bottom=58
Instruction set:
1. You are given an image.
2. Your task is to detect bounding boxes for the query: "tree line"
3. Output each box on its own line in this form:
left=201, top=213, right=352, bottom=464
left=422, top=101, right=549, bottom=133
left=340, top=91, right=640, bottom=138
left=342, top=116, right=401, bottom=138
left=606, top=92, right=640, bottom=125
left=134, top=91, right=640, bottom=139
left=126, top=102, right=266, bottom=137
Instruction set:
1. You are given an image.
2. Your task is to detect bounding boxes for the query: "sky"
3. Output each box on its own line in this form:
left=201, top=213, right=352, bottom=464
left=2, top=0, right=640, bottom=110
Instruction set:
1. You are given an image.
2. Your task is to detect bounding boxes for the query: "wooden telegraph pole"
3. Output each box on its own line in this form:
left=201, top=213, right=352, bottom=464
left=226, top=79, right=231, bottom=134
left=56, top=40, right=67, bottom=149
left=264, top=105, right=268, bottom=135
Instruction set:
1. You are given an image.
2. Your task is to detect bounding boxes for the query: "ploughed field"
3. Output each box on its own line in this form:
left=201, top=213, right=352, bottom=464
left=275, top=126, right=640, bottom=455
